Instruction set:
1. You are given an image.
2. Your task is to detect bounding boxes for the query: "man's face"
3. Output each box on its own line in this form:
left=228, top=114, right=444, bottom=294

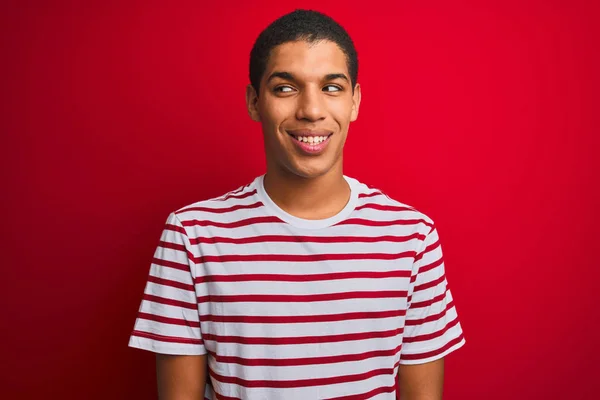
left=246, top=40, right=361, bottom=180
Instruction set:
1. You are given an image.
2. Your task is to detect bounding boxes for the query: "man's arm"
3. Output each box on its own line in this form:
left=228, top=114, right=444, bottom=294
left=156, top=354, right=207, bottom=400
left=398, top=358, right=444, bottom=400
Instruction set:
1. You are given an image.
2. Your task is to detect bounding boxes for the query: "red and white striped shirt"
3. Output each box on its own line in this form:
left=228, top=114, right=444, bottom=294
left=129, top=174, right=466, bottom=399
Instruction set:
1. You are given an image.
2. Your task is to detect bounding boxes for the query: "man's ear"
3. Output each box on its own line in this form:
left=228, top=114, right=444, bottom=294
left=246, top=84, right=261, bottom=122
left=350, top=83, right=361, bottom=122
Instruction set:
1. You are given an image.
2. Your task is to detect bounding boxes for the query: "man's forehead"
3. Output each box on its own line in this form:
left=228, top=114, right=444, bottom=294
left=265, top=40, right=349, bottom=79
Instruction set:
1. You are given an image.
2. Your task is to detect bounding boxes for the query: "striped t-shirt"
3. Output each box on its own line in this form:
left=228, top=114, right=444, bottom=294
left=128, top=174, right=466, bottom=399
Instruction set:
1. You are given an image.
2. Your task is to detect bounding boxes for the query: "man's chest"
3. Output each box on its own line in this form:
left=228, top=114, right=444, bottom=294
left=192, top=233, right=416, bottom=348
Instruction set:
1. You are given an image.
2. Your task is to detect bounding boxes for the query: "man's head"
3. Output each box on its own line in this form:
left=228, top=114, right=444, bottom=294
left=246, top=9, right=361, bottom=180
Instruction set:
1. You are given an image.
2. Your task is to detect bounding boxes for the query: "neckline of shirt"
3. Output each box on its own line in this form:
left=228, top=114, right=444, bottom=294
left=255, top=174, right=360, bottom=230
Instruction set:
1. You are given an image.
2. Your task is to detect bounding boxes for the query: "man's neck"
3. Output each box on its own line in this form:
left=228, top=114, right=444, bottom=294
left=263, top=163, right=351, bottom=220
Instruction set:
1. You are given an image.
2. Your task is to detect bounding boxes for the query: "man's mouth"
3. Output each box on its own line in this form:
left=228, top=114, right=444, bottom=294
left=287, top=133, right=333, bottom=145
left=285, top=131, right=334, bottom=154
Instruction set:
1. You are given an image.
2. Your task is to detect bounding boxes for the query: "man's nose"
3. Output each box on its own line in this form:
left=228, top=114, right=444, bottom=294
left=295, top=87, right=326, bottom=121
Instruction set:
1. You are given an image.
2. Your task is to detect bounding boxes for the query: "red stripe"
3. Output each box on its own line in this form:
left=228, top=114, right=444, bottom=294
left=212, top=184, right=249, bottom=201
left=414, top=274, right=445, bottom=292
left=183, top=215, right=283, bottom=228
left=209, top=362, right=400, bottom=389
left=190, top=233, right=425, bottom=245
left=404, top=315, right=459, bottom=344
left=217, top=189, right=257, bottom=201
left=414, top=238, right=441, bottom=263
left=336, top=218, right=434, bottom=228
left=197, top=290, right=407, bottom=303
left=202, top=327, right=403, bottom=345
left=137, top=311, right=200, bottom=328
left=192, top=251, right=417, bottom=264
left=327, top=384, right=397, bottom=400
left=410, top=256, right=444, bottom=284
left=209, top=344, right=402, bottom=367
left=151, top=256, right=189, bottom=272
left=131, top=329, right=203, bottom=345
left=400, top=332, right=465, bottom=361
left=410, top=290, right=447, bottom=309
left=177, top=201, right=263, bottom=214
left=142, top=293, right=197, bottom=310
left=405, top=300, right=455, bottom=327
left=411, top=258, right=443, bottom=282
left=164, top=223, right=187, bottom=235
left=158, top=240, right=187, bottom=252
left=358, top=192, right=383, bottom=198
left=229, top=185, right=246, bottom=195
left=355, top=203, right=415, bottom=212
left=213, top=391, right=240, bottom=400
left=199, top=309, right=406, bottom=324
left=195, top=270, right=411, bottom=284
left=147, top=275, right=195, bottom=292
left=183, top=216, right=431, bottom=229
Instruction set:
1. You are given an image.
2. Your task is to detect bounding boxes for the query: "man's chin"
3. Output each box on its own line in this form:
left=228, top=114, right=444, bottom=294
left=285, top=159, right=336, bottom=180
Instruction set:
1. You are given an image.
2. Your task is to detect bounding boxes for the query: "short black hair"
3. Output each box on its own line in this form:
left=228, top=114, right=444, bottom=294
left=249, top=9, right=359, bottom=97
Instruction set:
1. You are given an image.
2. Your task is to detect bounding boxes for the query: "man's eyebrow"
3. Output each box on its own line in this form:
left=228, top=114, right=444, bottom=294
left=267, top=71, right=295, bottom=83
left=324, top=73, right=349, bottom=83
left=266, top=72, right=350, bottom=84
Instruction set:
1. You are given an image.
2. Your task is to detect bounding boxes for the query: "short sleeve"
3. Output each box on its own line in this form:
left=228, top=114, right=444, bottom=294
left=128, top=212, right=206, bottom=355
left=400, top=224, right=466, bottom=364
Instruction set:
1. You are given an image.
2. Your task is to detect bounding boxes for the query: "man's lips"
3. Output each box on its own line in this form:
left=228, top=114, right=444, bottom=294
left=286, top=129, right=333, bottom=137
left=286, top=129, right=333, bottom=155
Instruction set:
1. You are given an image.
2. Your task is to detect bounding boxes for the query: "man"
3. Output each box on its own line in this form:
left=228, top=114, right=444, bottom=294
left=129, top=9, right=465, bottom=400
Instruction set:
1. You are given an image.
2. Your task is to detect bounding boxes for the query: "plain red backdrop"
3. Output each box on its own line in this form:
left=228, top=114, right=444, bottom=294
left=2, top=1, right=598, bottom=399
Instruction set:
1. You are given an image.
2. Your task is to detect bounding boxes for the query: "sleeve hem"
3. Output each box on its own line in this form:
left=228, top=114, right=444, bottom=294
left=399, top=336, right=466, bottom=365
left=128, top=335, right=207, bottom=356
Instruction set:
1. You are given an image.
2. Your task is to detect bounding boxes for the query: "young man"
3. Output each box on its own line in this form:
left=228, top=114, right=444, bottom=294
left=129, top=9, right=465, bottom=400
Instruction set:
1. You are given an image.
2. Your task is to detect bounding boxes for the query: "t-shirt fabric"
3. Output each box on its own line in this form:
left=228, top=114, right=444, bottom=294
left=128, top=174, right=466, bottom=399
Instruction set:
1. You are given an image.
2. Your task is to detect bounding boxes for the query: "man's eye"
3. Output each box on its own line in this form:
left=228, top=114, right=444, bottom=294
left=274, top=85, right=341, bottom=93
left=275, top=86, right=294, bottom=93
left=323, top=85, right=342, bottom=92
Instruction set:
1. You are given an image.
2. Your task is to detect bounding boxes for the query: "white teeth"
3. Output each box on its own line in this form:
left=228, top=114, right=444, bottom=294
left=293, top=135, right=330, bottom=145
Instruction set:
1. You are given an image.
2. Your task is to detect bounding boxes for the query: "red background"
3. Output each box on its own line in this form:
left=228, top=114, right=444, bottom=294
left=2, top=1, right=598, bottom=399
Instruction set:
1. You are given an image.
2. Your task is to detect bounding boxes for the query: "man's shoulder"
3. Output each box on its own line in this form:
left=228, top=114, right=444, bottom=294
left=171, top=177, right=260, bottom=222
left=351, top=176, right=435, bottom=227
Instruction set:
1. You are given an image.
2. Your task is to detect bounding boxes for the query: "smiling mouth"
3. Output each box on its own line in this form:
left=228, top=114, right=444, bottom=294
left=287, top=132, right=333, bottom=145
